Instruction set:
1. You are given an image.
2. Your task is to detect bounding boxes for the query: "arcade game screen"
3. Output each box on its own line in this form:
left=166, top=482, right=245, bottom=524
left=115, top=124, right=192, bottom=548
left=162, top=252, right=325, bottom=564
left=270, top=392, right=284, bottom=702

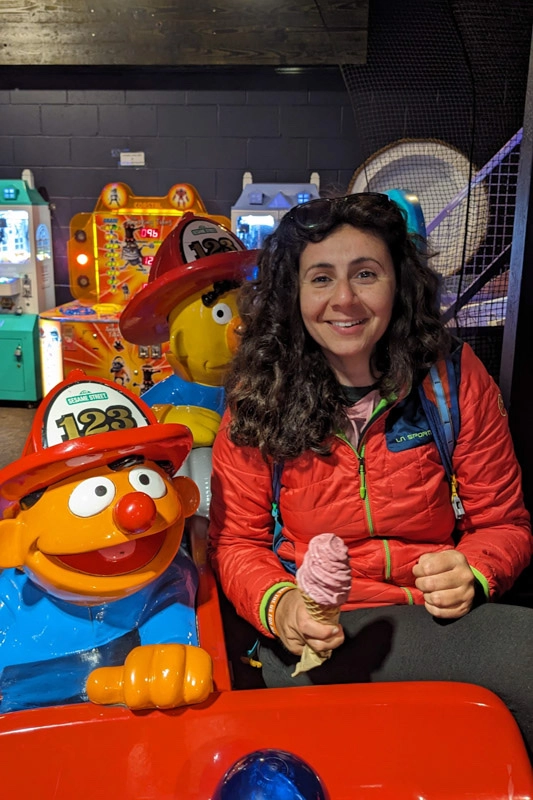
left=234, top=213, right=276, bottom=250
left=0, top=210, right=31, bottom=265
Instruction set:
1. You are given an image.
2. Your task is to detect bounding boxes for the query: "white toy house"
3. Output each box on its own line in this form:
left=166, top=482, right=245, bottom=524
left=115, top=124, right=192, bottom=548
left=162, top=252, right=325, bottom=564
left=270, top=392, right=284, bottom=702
left=231, top=172, right=320, bottom=249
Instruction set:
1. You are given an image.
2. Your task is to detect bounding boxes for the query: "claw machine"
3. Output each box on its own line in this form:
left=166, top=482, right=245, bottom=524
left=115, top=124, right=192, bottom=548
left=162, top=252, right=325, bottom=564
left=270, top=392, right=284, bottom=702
left=0, top=169, right=56, bottom=402
left=39, top=182, right=230, bottom=397
left=231, top=171, right=320, bottom=249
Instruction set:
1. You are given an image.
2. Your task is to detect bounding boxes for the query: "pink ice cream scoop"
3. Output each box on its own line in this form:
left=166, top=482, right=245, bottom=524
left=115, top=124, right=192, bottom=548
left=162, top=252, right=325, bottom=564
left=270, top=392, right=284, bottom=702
left=296, top=533, right=352, bottom=607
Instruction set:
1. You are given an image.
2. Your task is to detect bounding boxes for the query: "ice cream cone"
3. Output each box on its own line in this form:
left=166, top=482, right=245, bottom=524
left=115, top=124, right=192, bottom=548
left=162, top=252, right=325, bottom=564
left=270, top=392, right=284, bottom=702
left=291, top=591, right=341, bottom=677
left=292, top=533, right=351, bottom=677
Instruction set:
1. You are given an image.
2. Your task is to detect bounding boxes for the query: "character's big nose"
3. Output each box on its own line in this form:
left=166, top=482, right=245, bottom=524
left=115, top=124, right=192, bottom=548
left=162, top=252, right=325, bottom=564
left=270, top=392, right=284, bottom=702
left=113, top=492, right=157, bottom=534
left=226, top=315, right=244, bottom=353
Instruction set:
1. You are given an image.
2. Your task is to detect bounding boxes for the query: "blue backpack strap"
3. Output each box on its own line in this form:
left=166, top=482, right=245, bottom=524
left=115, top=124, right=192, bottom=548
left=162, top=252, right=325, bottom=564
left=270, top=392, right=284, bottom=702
left=271, top=461, right=297, bottom=575
left=418, top=360, right=465, bottom=520
left=423, top=364, right=455, bottom=480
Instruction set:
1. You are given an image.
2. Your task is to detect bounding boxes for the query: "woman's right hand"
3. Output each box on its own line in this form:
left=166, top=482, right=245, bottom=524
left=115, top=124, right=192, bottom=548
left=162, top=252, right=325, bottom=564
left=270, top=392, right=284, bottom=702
left=274, top=588, right=345, bottom=655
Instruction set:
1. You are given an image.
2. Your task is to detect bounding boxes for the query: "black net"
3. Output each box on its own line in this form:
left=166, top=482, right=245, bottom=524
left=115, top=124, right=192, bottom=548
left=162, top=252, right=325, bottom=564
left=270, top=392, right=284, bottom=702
left=326, top=0, right=532, bottom=381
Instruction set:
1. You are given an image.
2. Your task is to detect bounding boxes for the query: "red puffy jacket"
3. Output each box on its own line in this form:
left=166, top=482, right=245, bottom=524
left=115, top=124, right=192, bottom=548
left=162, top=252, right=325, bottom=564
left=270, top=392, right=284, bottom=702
left=208, top=342, right=532, bottom=636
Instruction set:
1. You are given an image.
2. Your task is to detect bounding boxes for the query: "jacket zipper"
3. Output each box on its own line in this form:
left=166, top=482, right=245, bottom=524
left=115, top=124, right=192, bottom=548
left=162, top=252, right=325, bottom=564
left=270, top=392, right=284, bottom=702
left=337, top=396, right=395, bottom=579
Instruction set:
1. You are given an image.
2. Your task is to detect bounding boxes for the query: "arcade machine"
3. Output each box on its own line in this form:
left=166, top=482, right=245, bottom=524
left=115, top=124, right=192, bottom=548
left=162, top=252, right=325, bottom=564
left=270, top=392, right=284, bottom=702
left=39, top=182, right=230, bottom=397
left=231, top=171, right=320, bottom=249
left=0, top=169, right=56, bottom=403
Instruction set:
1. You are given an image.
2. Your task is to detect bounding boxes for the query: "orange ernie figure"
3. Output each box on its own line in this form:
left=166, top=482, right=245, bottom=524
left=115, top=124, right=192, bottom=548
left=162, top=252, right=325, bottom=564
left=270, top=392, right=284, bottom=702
left=0, top=370, right=212, bottom=712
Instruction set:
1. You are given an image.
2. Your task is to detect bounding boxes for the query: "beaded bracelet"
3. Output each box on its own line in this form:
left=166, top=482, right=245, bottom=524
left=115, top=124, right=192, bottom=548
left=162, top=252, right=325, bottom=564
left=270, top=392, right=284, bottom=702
left=266, top=585, right=297, bottom=637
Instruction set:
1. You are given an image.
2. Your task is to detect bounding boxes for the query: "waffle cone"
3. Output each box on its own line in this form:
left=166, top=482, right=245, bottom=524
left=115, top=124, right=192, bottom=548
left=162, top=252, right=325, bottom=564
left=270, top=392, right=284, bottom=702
left=291, top=591, right=341, bottom=677
left=301, top=592, right=341, bottom=626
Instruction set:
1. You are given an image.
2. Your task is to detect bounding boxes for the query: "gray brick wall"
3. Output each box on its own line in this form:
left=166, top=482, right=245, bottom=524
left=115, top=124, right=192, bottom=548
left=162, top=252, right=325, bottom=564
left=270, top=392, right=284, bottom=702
left=0, top=69, right=359, bottom=304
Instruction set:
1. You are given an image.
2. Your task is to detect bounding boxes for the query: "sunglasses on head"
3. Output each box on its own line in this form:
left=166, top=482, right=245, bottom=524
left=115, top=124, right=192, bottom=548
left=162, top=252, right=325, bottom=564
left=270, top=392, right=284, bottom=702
left=284, top=192, right=393, bottom=230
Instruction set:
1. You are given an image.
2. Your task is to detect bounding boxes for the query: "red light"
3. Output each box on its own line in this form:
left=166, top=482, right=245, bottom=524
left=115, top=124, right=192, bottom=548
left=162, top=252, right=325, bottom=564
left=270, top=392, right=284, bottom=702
left=140, top=227, right=159, bottom=239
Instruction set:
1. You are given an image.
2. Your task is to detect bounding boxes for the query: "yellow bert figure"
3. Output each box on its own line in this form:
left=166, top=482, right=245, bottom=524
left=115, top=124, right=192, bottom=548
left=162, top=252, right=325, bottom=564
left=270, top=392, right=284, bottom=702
left=120, top=213, right=258, bottom=449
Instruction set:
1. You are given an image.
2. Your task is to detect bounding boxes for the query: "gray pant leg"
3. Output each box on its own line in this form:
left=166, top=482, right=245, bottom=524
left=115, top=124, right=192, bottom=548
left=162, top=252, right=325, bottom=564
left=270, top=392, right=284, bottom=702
left=259, top=604, right=533, bottom=754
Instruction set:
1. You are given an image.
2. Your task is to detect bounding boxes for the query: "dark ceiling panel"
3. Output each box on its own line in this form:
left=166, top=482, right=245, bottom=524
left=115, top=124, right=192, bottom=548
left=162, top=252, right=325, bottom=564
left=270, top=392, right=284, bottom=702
left=0, top=1, right=368, bottom=66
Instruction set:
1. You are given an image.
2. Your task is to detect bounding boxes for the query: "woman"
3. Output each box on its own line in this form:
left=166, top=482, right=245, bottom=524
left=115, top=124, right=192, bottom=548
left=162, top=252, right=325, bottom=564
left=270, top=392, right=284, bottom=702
left=208, top=193, right=533, bottom=752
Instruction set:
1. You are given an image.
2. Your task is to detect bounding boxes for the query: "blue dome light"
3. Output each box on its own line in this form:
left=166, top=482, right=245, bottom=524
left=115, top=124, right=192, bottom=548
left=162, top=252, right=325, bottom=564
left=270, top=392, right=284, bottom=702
left=212, top=748, right=329, bottom=800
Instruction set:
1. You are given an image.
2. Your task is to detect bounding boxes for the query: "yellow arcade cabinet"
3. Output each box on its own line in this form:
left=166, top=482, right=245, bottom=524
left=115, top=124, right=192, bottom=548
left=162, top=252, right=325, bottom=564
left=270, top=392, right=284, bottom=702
left=39, top=182, right=230, bottom=397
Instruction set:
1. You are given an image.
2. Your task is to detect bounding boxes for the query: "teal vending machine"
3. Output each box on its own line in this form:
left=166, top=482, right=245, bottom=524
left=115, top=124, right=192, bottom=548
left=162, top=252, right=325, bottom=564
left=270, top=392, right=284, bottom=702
left=0, top=170, right=55, bottom=402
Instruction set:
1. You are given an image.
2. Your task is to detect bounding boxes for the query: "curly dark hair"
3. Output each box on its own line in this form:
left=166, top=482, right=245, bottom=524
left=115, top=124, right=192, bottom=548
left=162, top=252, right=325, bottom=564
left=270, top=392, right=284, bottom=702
left=225, top=192, right=451, bottom=461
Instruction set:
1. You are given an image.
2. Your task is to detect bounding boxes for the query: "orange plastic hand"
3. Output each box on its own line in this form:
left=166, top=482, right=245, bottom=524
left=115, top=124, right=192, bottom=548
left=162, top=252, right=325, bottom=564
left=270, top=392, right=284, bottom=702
left=86, top=643, right=213, bottom=710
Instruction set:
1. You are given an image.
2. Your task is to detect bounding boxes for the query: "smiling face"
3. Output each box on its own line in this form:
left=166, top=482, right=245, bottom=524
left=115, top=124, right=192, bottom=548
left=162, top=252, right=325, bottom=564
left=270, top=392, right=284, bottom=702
left=299, top=224, right=397, bottom=386
left=5, top=461, right=199, bottom=605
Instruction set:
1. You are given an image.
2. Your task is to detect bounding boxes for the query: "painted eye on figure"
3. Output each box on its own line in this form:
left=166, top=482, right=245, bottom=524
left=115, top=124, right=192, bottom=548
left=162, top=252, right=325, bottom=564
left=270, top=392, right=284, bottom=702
left=68, top=477, right=116, bottom=517
left=128, top=468, right=167, bottom=499
left=211, top=303, right=233, bottom=325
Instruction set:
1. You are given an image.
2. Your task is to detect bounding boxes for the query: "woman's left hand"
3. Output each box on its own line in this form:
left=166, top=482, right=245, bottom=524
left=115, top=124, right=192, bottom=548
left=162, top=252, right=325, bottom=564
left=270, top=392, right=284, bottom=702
left=412, top=550, right=475, bottom=619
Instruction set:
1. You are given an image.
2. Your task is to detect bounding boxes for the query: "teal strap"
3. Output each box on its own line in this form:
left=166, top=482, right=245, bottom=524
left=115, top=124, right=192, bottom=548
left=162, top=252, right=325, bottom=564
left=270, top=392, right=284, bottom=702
left=429, top=365, right=454, bottom=457
left=419, top=361, right=465, bottom=520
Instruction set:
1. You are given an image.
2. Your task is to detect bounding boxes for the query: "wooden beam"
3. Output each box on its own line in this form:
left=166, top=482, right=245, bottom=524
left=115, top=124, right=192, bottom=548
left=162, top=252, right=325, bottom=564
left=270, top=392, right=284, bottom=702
left=0, top=1, right=368, bottom=66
